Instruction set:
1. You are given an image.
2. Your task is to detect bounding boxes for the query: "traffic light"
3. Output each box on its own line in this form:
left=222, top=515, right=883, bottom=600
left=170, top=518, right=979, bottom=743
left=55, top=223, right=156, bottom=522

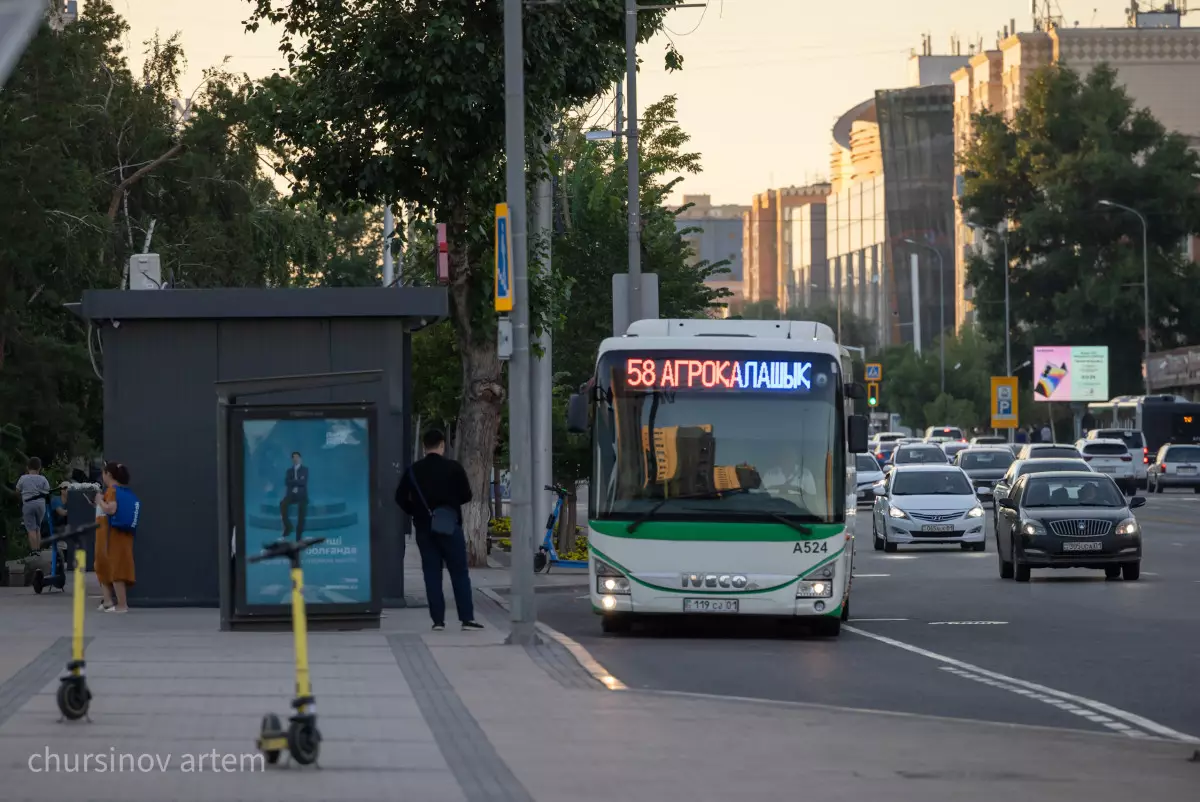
left=867, top=382, right=879, bottom=407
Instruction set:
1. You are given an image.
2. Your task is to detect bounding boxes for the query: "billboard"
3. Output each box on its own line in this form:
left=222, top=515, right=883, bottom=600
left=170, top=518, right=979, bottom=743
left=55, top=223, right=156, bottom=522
left=1032, top=346, right=1109, bottom=402
left=236, top=409, right=376, bottom=612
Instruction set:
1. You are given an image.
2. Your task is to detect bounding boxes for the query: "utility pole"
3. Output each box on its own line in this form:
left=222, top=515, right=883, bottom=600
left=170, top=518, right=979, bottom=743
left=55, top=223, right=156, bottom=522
left=624, top=0, right=642, bottom=331
left=382, top=205, right=394, bottom=287
left=503, top=0, right=537, bottom=645
left=532, top=125, right=554, bottom=554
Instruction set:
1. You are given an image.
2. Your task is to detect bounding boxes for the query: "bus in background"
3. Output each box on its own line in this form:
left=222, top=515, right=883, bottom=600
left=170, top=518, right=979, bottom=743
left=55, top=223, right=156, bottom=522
left=1086, top=395, right=1200, bottom=453
left=566, top=319, right=870, bottom=637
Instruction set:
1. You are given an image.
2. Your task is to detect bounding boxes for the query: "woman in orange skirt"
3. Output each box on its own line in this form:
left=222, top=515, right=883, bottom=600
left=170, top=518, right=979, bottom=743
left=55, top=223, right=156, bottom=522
left=94, top=461, right=135, bottom=613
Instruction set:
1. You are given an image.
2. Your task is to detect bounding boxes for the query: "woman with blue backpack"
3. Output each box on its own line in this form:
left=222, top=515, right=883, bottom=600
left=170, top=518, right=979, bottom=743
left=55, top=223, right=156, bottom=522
left=94, top=461, right=138, bottom=613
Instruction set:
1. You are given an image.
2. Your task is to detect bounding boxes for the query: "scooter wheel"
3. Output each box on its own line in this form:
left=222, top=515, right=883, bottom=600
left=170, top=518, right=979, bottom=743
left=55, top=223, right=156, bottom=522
left=57, top=679, right=90, bottom=720
left=32, top=570, right=44, bottom=594
left=53, top=571, right=66, bottom=590
left=533, top=550, right=548, bottom=573
left=287, top=720, right=321, bottom=765
left=260, top=713, right=282, bottom=764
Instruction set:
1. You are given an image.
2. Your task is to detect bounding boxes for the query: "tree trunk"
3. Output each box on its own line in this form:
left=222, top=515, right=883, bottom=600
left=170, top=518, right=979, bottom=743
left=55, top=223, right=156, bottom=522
left=446, top=209, right=504, bottom=567
left=564, top=492, right=578, bottom=551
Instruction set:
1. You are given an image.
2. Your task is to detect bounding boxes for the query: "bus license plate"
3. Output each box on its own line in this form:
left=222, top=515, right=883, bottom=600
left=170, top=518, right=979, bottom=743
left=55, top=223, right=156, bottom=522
left=683, top=598, right=739, bottom=613
left=921, top=524, right=953, bottom=532
left=1062, top=542, right=1102, bottom=551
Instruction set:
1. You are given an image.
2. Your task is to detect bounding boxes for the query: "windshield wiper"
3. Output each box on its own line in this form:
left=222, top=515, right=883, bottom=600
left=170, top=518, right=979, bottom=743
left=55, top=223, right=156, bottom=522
left=626, top=498, right=674, bottom=533
left=766, top=512, right=814, bottom=535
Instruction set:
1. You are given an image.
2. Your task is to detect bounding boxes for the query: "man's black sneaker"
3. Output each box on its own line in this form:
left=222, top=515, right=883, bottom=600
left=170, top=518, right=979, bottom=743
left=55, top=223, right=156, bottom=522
left=461, top=621, right=484, bottom=631
left=432, top=623, right=445, bottom=632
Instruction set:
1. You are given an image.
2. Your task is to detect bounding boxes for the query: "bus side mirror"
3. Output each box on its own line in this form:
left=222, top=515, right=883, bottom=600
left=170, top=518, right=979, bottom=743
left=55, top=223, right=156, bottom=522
left=844, top=382, right=866, bottom=400
left=848, top=414, right=869, bottom=453
left=567, top=393, right=589, bottom=434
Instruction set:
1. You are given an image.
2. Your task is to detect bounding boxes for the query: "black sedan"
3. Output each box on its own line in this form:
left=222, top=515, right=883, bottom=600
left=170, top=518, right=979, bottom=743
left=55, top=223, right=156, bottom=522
left=953, top=447, right=1015, bottom=501
left=995, top=471, right=1144, bottom=583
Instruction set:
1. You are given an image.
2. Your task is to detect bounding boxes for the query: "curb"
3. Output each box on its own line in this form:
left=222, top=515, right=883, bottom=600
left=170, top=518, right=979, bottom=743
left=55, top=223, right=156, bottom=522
left=478, top=587, right=626, bottom=691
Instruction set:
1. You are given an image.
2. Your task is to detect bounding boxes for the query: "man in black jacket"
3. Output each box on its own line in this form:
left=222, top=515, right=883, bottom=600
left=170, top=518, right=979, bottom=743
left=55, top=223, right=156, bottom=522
left=396, top=429, right=483, bottom=631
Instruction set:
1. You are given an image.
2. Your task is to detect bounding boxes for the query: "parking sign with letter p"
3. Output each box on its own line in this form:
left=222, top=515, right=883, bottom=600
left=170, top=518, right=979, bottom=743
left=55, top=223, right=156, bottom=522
left=991, top=376, right=1018, bottom=429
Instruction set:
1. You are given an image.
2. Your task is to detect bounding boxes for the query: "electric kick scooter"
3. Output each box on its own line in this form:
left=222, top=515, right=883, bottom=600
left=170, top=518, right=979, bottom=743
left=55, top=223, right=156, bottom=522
left=31, top=491, right=68, bottom=594
left=40, top=522, right=100, bottom=720
left=251, top=536, right=325, bottom=766
left=534, top=484, right=587, bottom=573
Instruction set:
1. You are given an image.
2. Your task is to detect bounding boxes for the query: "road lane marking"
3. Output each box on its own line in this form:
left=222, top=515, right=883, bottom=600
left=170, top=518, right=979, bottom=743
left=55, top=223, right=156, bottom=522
left=928, top=621, right=1007, bottom=625
left=846, top=624, right=1198, bottom=743
left=937, top=666, right=1165, bottom=740
left=849, top=618, right=908, bottom=622
left=853, top=573, right=891, bottom=577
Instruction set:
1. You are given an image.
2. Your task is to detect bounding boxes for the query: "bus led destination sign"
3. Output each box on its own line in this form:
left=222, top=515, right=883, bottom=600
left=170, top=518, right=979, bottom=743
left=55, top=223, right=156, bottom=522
left=624, top=357, right=815, bottom=391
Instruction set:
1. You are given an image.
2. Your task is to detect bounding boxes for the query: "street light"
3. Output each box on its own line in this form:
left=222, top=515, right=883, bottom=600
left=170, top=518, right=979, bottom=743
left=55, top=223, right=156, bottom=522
left=966, top=220, right=1011, bottom=376
left=1098, top=200, right=1150, bottom=396
left=903, top=238, right=946, bottom=394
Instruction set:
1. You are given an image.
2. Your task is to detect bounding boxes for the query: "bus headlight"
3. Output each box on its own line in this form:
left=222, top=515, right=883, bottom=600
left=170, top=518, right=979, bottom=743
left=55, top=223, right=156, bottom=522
left=796, top=581, right=834, bottom=598
left=595, top=562, right=631, bottom=595
left=597, top=576, right=631, bottom=595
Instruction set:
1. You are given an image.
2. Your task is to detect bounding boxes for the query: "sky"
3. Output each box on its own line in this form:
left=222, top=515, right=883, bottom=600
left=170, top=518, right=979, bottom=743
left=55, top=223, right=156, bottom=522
left=107, top=0, right=1156, bottom=206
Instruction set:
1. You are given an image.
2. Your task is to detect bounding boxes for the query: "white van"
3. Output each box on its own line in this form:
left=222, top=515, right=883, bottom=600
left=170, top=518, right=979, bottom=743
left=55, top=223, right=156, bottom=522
left=1085, top=429, right=1148, bottom=487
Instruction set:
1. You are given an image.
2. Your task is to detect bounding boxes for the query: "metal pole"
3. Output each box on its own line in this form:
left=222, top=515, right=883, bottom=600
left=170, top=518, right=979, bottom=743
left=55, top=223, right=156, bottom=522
left=532, top=129, right=554, bottom=554
left=383, top=205, right=394, bottom=287
left=504, top=0, right=537, bottom=645
left=1002, top=226, right=1012, bottom=444
left=625, top=0, right=642, bottom=330
left=1140, top=211, right=1150, bottom=396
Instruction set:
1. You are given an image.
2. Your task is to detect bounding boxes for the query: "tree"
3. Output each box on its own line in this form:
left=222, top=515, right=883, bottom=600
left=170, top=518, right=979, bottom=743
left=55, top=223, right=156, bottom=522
left=247, top=0, right=692, bottom=564
left=959, top=63, right=1200, bottom=396
left=876, top=327, right=1002, bottom=431
left=0, top=4, right=374, bottom=548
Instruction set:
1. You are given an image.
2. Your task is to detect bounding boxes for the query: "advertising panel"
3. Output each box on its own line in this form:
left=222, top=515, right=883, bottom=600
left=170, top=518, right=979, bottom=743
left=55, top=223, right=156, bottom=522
left=1032, top=346, right=1109, bottom=402
left=236, top=410, right=374, bottom=610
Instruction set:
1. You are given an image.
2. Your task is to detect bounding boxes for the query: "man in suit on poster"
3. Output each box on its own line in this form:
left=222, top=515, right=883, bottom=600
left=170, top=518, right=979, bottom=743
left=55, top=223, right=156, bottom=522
left=279, top=451, right=309, bottom=538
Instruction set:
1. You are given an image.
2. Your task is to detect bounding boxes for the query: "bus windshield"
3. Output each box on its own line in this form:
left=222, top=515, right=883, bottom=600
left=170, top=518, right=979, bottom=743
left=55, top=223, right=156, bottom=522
left=590, top=350, right=846, bottom=525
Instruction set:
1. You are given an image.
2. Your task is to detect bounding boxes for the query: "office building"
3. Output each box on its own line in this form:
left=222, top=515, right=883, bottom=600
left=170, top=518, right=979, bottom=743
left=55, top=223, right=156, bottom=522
left=826, top=43, right=966, bottom=348
left=676, top=195, right=750, bottom=313
left=743, top=184, right=830, bottom=310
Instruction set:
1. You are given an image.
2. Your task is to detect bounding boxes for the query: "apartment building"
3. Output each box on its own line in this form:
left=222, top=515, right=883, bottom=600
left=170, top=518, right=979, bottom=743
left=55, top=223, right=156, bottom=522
left=742, top=184, right=830, bottom=309
left=676, top=195, right=750, bottom=313
left=952, top=8, right=1200, bottom=328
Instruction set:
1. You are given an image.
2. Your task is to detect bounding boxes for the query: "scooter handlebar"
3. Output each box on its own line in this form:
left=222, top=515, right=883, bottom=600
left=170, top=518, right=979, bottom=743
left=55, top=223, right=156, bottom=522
left=40, top=522, right=100, bottom=547
left=544, top=484, right=569, bottom=496
left=247, top=536, right=327, bottom=563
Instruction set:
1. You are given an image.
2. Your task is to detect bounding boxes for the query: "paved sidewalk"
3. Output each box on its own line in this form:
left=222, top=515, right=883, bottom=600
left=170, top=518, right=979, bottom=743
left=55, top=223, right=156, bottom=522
left=0, top=577, right=1196, bottom=801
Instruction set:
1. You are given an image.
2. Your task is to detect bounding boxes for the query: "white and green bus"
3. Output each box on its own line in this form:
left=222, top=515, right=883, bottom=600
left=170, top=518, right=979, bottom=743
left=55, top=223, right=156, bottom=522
left=566, top=318, right=871, bottom=636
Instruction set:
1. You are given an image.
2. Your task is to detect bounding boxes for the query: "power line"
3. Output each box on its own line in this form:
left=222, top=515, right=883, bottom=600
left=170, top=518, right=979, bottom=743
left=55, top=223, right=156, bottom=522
left=664, top=1, right=710, bottom=37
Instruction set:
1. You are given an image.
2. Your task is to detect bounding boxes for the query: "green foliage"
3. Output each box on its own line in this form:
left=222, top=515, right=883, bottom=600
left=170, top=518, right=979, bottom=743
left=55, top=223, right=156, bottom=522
left=959, top=63, right=1200, bottom=395
left=559, top=531, right=589, bottom=562
left=877, top=327, right=1004, bottom=431
left=0, top=4, right=373, bottom=481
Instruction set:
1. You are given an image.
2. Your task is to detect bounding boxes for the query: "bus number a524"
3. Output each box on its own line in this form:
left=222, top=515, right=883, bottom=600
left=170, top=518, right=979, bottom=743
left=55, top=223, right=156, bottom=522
left=793, top=541, right=828, bottom=554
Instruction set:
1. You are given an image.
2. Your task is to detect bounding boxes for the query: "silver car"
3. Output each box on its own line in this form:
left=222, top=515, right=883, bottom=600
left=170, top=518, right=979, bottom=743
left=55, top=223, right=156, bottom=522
left=855, top=453, right=885, bottom=505
left=871, top=465, right=988, bottom=553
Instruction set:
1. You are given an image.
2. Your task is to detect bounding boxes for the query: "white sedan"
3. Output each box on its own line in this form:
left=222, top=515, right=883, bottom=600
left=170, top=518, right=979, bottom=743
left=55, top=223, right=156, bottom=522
left=855, top=453, right=885, bottom=505
left=871, top=464, right=988, bottom=553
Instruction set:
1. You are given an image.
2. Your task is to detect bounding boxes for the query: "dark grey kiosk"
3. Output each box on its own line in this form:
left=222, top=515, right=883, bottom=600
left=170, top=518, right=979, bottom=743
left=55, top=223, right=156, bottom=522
left=72, top=287, right=447, bottom=629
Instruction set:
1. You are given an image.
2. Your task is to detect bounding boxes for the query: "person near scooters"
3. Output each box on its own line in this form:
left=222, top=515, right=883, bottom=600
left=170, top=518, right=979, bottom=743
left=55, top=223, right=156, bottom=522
left=395, top=429, right=484, bottom=632
left=15, top=457, right=51, bottom=553
left=94, top=462, right=137, bottom=614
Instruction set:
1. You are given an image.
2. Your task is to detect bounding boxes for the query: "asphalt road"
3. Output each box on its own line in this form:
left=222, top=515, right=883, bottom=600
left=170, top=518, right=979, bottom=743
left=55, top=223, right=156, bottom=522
left=528, top=490, right=1200, bottom=742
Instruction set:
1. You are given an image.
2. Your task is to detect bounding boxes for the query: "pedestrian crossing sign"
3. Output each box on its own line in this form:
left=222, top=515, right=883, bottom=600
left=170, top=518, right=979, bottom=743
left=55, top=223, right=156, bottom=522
left=866, top=363, right=882, bottom=381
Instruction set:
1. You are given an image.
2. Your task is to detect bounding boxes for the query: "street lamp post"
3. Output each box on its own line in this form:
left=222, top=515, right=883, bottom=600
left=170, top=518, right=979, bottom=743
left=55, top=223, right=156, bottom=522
left=903, top=239, right=946, bottom=394
left=967, top=221, right=1011, bottom=441
left=1098, top=200, right=1150, bottom=396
